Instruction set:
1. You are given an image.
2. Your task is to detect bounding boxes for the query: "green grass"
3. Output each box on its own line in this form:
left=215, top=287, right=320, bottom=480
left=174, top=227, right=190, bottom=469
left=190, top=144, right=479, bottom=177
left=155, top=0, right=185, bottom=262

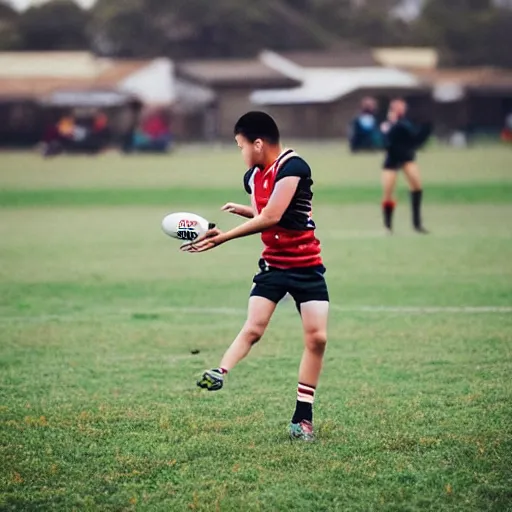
left=1, top=145, right=512, bottom=511
left=1, top=182, right=511, bottom=208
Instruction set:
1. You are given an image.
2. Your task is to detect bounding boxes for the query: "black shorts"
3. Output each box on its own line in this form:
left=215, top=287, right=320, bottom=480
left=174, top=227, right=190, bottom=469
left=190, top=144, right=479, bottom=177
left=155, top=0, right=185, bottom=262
left=383, top=151, right=416, bottom=171
left=250, top=259, right=329, bottom=308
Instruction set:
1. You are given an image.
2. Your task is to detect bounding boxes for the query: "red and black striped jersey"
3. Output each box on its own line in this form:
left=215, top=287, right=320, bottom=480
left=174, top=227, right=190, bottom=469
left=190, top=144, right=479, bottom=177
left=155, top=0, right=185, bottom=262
left=243, top=149, right=323, bottom=269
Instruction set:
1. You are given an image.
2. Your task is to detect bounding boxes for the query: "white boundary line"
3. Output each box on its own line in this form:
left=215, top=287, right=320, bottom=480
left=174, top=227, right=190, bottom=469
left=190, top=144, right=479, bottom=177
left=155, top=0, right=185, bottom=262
left=0, top=305, right=511, bottom=324
left=331, top=305, right=512, bottom=314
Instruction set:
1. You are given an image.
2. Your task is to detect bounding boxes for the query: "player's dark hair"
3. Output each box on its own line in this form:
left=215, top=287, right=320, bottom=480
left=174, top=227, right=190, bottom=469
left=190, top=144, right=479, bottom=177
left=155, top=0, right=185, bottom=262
left=234, top=111, right=280, bottom=144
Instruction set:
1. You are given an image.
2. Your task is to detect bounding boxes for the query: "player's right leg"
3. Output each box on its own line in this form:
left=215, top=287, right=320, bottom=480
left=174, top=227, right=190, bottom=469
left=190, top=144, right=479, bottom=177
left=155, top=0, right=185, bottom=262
left=197, top=296, right=276, bottom=391
left=197, top=264, right=286, bottom=391
left=381, top=166, right=399, bottom=233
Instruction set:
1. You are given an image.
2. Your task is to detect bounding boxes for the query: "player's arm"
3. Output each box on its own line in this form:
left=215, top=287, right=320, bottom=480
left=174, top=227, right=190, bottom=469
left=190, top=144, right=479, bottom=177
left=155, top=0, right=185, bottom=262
left=412, top=122, right=433, bottom=149
left=221, top=203, right=255, bottom=218
left=182, top=177, right=299, bottom=252
left=221, top=176, right=299, bottom=239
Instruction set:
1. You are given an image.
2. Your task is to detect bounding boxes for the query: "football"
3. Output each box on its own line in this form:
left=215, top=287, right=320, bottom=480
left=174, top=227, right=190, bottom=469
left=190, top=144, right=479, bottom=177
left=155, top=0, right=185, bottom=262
left=161, top=212, right=212, bottom=242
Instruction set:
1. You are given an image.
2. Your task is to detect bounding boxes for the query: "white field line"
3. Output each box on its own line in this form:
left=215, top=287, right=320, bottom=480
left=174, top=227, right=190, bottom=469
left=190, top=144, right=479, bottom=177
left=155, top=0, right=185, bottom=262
left=331, top=305, right=512, bottom=314
left=0, top=305, right=511, bottom=324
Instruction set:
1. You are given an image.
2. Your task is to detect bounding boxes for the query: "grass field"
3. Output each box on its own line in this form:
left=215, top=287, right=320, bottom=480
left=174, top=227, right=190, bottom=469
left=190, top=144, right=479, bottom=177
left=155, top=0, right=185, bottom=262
left=1, top=144, right=511, bottom=511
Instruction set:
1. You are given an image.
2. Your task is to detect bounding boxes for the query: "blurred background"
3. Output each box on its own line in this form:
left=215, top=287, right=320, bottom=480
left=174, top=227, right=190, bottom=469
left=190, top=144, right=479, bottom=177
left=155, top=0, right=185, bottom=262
left=0, top=0, right=512, bottom=152
left=1, top=3, right=512, bottom=510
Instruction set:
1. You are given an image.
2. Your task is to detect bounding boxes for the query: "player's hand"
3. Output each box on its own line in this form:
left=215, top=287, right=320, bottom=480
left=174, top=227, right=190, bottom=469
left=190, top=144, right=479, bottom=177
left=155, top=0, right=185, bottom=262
left=221, top=203, right=244, bottom=215
left=380, top=121, right=391, bottom=133
left=221, top=203, right=255, bottom=219
left=180, top=227, right=223, bottom=253
left=185, top=233, right=224, bottom=253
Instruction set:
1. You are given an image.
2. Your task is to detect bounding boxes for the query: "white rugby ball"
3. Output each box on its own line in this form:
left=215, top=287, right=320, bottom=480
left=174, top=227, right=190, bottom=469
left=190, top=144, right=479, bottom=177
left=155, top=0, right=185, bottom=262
left=161, top=212, right=211, bottom=242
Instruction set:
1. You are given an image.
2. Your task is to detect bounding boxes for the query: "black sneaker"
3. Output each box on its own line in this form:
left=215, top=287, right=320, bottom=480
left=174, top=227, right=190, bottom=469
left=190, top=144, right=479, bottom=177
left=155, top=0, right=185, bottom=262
left=197, top=369, right=224, bottom=391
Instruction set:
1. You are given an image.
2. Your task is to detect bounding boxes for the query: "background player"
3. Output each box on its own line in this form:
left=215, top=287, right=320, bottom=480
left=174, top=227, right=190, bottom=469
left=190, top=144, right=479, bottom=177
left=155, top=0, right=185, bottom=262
left=381, top=98, right=432, bottom=234
left=182, top=111, right=329, bottom=442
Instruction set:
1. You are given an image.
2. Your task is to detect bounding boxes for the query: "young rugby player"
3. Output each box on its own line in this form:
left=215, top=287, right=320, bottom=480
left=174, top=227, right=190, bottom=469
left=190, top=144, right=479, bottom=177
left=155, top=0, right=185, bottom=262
left=182, top=112, right=329, bottom=441
left=381, top=98, right=432, bottom=234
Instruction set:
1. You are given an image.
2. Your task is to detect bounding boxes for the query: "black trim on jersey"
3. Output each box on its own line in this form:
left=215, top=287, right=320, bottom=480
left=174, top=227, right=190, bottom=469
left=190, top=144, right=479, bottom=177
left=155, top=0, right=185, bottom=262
left=275, top=156, right=311, bottom=182
left=242, top=150, right=294, bottom=195
left=276, top=157, right=315, bottom=231
left=242, top=155, right=316, bottom=232
left=243, top=167, right=257, bottom=194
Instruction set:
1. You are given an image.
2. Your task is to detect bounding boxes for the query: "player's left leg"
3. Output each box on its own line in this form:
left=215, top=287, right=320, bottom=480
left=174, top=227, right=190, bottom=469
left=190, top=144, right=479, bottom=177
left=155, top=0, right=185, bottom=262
left=288, top=301, right=329, bottom=441
left=381, top=169, right=399, bottom=233
left=403, top=161, right=428, bottom=233
left=287, top=267, right=329, bottom=441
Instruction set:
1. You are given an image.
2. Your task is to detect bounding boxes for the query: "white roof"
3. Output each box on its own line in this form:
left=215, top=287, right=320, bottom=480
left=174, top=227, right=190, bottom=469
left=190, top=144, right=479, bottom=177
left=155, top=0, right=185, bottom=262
left=174, top=78, right=215, bottom=113
left=0, top=52, right=175, bottom=106
left=119, top=58, right=175, bottom=105
left=251, top=50, right=420, bottom=105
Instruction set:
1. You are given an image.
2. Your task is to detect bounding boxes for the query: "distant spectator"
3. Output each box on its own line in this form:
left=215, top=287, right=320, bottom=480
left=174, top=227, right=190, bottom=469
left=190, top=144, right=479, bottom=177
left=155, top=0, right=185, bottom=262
left=86, top=111, right=110, bottom=154
left=131, top=109, right=173, bottom=153
left=502, top=112, right=512, bottom=143
left=47, top=111, right=111, bottom=155
left=57, top=115, right=74, bottom=140
left=349, top=97, right=382, bottom=152
left=121, top=101, right=142, bottom=153
left=41, top=122, right=62, bottom=157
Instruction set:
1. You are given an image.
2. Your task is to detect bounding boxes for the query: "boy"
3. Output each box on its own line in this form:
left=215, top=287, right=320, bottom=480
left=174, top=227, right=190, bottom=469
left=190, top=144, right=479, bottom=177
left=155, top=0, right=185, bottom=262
left=182, top=111, right=329, bottom=441
left=380, top=98, right=432, bottom=234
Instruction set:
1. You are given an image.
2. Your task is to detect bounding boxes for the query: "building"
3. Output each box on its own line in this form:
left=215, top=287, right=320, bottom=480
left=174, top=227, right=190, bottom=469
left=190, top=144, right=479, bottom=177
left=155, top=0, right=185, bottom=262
left=250, top=50, right=429, bottom=139
left=415, top=67, right=512, bottom=137
left=175, top=44, right=386, bottom=140
left=372, top=47, right=439, bottom=70
left=0, top=52, right=174, bottom=146
left=1, top=49, right=511, bottom=144
left=175, top=57, right=299, bottom=140
left=373, top=48, right=512, bottom=137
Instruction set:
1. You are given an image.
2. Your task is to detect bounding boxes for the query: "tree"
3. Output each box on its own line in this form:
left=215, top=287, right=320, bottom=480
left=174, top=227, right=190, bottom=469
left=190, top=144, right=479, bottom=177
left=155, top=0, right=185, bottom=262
left=17, top=0, right=91, bottom=51
left=347, top=1, right=413, bottom=46
left=90, top=0, right=328, bottom=59
left=297, top=0, right=411, bottom=47
left=414, top=0, right=512, bottom=67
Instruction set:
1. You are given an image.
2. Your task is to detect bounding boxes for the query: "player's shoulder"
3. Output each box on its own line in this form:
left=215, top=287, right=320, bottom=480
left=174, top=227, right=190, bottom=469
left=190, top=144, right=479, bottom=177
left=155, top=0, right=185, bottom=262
left=277, top=154, right=311, bottom=180
left=397, top=118, right=415, bottom=131
left=243, top=166, right=259, bottom=194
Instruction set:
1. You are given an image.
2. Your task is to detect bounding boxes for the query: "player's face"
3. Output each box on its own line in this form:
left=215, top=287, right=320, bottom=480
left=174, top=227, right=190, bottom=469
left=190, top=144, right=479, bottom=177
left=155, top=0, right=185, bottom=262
left=235, top=134, right=263, bottom=168
left=391, top=100, right=407, bottom=118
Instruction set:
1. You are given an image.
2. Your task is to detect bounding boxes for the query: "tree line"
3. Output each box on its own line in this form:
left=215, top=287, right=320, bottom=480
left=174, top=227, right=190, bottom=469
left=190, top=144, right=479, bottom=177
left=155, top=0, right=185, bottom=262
left=0, top=0, right=511, bottom=67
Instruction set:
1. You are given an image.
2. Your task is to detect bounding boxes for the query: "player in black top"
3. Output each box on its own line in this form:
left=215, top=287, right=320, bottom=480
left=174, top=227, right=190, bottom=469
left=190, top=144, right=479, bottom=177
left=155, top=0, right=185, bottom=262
left=381, top=99, right=432, bottom=234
